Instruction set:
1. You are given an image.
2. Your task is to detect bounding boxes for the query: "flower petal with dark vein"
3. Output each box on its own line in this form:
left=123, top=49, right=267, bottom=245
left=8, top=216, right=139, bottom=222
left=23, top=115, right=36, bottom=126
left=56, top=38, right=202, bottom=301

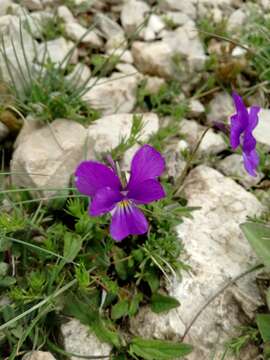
left=75, top=145, right=166, bottom=241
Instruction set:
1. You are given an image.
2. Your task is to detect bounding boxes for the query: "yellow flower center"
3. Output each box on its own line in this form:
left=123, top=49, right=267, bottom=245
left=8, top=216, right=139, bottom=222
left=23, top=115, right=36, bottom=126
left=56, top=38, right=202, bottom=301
left=118, top=200, right=130, bottom=209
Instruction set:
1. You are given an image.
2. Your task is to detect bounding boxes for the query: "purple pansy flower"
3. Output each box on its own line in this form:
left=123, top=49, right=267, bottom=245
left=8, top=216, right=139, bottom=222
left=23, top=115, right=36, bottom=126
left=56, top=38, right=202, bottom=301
left=230, top=91, right=260, bottom=177
left=75, top=145, right=166, bottom=241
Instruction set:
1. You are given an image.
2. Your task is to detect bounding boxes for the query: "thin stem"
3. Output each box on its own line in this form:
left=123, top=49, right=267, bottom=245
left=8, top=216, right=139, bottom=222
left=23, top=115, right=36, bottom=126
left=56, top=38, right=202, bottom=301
left=174, top=127, right=211, bottom=196
left=181, top=263, right=264, bottom=341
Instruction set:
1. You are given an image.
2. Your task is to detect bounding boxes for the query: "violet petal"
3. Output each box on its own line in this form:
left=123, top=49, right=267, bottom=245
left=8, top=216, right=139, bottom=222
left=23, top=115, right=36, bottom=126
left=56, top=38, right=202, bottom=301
left=128, top=179, right=165, bottom=204
left=90, top=187, right=123, bottom=216
left=243, top=149, right=259, bottom=177
left=127, top=145, right=165, bottom=191
left=75, top=161, right=122, bottom=197
left=110, top=204, right=148, bottom=241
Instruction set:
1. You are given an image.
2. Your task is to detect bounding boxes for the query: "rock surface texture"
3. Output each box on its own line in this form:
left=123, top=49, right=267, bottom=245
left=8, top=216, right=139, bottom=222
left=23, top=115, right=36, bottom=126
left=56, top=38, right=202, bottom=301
left=131, top=166, right=263, bottom=360
left=11, top=119, right=87, bottom=197
left=61, top=319, right=112, bottom=360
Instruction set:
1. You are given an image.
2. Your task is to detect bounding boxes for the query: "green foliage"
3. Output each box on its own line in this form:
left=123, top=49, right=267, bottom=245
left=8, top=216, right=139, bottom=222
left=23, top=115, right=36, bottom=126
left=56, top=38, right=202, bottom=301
left=129, top=337, right=192, bottom=359
left=17, top=62, right=100, bottom=123
left=197, top=15, right=228, bottom=46
left=150, top=293, right=180, bottom=314
left=241, top=222, right=270, bottom=267
left=91, top=54, right=120, bottom=77
left=137, top=80, right=187, bottom=120
left=240, top=7, right=270, bottom=85
left=225, top=326, right=259, bottom=357
left=0, top=176, right=193, bottom=357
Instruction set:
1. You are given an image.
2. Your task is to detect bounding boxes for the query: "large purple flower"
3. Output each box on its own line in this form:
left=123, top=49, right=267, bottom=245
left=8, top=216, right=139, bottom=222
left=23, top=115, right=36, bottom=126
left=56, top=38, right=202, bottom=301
left=75, top=145, right=166, bottom=241
left=230, top=91, right=260, bottom=176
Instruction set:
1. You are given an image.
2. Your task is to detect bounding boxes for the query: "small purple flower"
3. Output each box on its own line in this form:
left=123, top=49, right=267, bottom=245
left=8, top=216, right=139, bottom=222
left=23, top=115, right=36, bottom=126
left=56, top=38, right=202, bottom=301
left=230, top=91, right=260, bottom=177
left=75, top=145, right=166, bottom=241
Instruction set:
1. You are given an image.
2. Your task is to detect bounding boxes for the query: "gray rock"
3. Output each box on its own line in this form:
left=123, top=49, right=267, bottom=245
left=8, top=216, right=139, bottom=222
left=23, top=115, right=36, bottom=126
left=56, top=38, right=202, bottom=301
left=87, top=112, right=159, bottom=159
left=0, top=0, right=13, bottom=15
left=132, top=40, right=174, bottom=78
left=121, top=0, right=150, bottom=36
left=172, top=166, right=263, bottom=359
left=37, top=37, right=78, bottom=66
left=61, top=319, right=112, bottom=360
left=106, top=46, right=133, bottom=64
left=65, top=22, right=103, bottom=48
left=23, top=11, right=53, bottom=39
left=132, top=20, right=206, bottom=79
left=142, top=14, right=165, bottom=41
left=162, top=22, right=207, bottom=71
left=164, top=141, right=187, bottom=179
left=207, top=92, right=234, bottom=125
left=82, top=73, right=138, bottom=115
left=95, top=13, right=124, bottom=40
left=130, top=166, right=263, bottom=360
left=180, top=119, right=227, bottom=155
left=227, top=9, right=247, bottom=32
left=21, top=0, right=43, bottom=11
left=11, top=119, right=87, bottom=198
left=254, top=108, right=270, bottom=149
left=22, top=352, right=56, bottom=360
left=189, top=99, right=205, bottom=118
left=159, top=0, right=196, bottom=20
left=57, top=5, right=76, bottom=23
left=217, top=154, right=263, bottom=188
left=164, top=11, right=192, bottom=27
left=66, top=63, right=91, bottom=88
left=0, top=122, right=9, bottom=142
left=115, top=62, right=138, bottom=75
left=0, top=15, right=37, bottom=89
left=143, top=75, right=166, bottom=94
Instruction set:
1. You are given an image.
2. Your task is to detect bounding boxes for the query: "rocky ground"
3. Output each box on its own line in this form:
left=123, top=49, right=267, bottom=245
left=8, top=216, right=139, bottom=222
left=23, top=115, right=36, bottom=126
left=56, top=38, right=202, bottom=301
left=1, top=0, right=270, bottom=359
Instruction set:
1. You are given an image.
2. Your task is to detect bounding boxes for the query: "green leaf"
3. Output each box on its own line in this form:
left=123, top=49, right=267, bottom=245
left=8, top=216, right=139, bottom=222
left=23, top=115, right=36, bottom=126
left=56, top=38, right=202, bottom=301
left=144, top=268, right=160, bottom=293
left=111, top=299, right=129, bottom=320
left=129, top=292, right=143, bottom=317
left=257, top=314, right=270, bottom=342
left=150, top=293, right=180, bottom=314
left=241, top=222, right=270, bottom=267
left=64, top=293, right=121, bottom=348
left=63, top=232, right=82, bottom=263
left=0, top=276, right=16, bottom=287
left=113, top=246, right=129, bottom=281
left=130, top=337, right=192, bottom=360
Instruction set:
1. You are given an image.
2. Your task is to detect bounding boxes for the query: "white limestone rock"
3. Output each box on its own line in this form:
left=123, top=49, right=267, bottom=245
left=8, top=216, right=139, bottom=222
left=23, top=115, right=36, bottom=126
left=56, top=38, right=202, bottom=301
left=0, top=15, right=37, bottom=89
left=82, top=73, right=138, bottom=115
left=121, top=0, right=150, bottom=36
left=57, top=5, right=76, bottom=23
left=21, top=0, right=43, bottom=11
left=95, top=13, right=124, bottom=40
left=159, top=0, right=196, bottom=20
left=11, top=119, right=87, bottom=198
left=37, top=37, right=78, bottom=66
left=254, top=108, right=270, bottom=149
left=87, top=112, right=159, bottom=159
left=22, top=352, right=56, bottom=360
left=132, top=40, right=174, bottom=79
left=130, top=166, right=263, bottom=360
left=217, top=154, right=263, bottom=188
left=189, top=99, right=205, bottom=118
left=66, top=63, right=91, bottom=88
left=65, top=22, right=103, bottom=48
left=61, top=319, right=112, bottom=360
left=207, top=91, right=234, bottom=125
left=0, top=0, right=13, bottom=15
left=180, top=119, right=227, bottom=155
